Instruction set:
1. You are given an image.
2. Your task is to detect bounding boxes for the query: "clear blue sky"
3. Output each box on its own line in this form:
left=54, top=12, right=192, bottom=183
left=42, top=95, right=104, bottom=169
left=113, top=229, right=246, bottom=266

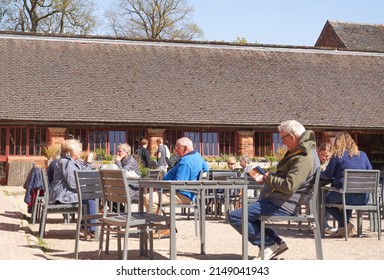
left=94, top=0, right=384, bottom=46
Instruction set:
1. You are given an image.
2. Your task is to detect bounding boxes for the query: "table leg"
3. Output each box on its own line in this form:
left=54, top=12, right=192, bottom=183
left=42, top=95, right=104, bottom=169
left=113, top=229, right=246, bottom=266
left=224, top=188, right=230, bottom=222
left=200, top=188, right=206, bottom=255
left=170, top=186, right=176, bottom=260
left=242, top=185, right=248, bottom=260
left=138, top=187, right=145, bottom=256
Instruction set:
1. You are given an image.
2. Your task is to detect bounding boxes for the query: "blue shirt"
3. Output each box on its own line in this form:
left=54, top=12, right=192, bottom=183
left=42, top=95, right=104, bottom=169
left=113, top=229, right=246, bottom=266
left=320, top=150, right=372, bottom=189
left=163, top=150, right=209, bottom=200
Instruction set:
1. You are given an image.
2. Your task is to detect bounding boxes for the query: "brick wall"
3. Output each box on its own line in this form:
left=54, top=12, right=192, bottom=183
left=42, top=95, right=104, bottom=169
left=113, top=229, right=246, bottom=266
left=237, top=131, right=254, bottom=157
left=147, top=128, right=166, bottom=157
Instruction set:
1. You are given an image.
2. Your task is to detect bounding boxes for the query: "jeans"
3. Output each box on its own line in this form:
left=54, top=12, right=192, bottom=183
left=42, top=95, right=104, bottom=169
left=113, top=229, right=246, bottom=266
left=325, top=192, right=369, bottom=228
left=81, top=199, right=97, bottom=233
left=228, top=199, right=292, bottom=247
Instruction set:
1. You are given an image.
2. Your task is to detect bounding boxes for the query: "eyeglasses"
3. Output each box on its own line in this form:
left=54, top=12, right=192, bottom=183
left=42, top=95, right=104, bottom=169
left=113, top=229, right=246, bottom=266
left=228, top=163, right=235, bottom=165
left=280, top=134, right=290, bottom=141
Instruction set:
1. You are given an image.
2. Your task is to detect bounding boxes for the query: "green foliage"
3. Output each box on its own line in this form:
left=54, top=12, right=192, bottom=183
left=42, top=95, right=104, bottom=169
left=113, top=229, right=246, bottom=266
left=94, top=148, right=106, bottom=160
left=233, top=37, right=248, bottom=45
left=104, top=154, right=114, bottom=161
left=41, top=144, right=61, bottom=160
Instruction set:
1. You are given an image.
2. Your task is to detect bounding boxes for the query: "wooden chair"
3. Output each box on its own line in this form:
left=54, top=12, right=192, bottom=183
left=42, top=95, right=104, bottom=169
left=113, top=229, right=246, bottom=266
left=146, top=169, right=162, bottom=180
left=260, top=168, right=323, bottom=260
left=98, top=169, right=170, bottom=260
left=74, top=169, right=103, bottom=259
left=38, top=168, right=78, bottom=239
left=322, top=169, right=381, bottom=241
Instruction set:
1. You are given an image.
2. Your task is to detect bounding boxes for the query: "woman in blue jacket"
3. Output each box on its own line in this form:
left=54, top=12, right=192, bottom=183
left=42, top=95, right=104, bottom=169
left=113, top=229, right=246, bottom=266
left=321, top=132, right=372, bottom=238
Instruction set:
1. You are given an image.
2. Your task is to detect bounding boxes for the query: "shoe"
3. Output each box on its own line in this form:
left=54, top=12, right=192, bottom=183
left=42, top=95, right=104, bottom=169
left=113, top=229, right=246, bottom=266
left=80, top=228, right=96, bottom=240
left=153, top=229, right=171, bottom=239
left=80, top=228, right=87, bottom=238
left=254, top=241, right=289, bottom=260
left=330, top=223, right=356, bottom=238
left=330, top=228, right=344, bottom=238
left=346, top=223, right=356, bottom=237
left=324, top=227, right=338, bottom=235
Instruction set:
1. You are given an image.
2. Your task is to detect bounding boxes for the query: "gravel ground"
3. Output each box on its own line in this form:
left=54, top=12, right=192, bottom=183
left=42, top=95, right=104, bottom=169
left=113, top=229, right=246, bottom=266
left=26, top=208, right=383, bottom=260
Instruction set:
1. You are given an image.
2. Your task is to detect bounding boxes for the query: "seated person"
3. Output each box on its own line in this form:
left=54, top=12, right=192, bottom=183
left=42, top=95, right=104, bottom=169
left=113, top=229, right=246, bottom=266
left=228, top=120, right=319, bottom=260
left=320, top=132, right=372, bottom=238
left=239, top=155, right=253, bottom=178
left=114, top=143, right=141, bottom=205
left=115, top=143, right=141, bottom=177
left=49, top=139, right=96, bottom=238
left=143, top=137, right=209, bottom=238
left=227, top=156, right=238, bottom=174
left=317, top=142, right=334, bottom=234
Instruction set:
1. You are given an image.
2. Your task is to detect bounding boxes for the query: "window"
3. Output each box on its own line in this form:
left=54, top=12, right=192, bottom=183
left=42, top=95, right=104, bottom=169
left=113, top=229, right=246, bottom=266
left=109, top=130, right=126, bottom=155
left=68, top=128, right=88, bottom=150
left=165, top=130, right=184, bottom=151
left=166, top=130, right=236, bottom=157
left=219, top=131, right=236, bottom=155
left=0, top=128, right=6, bottom=155
left=69, top=128, right=136, bottom=155
left=254, top=131, right=274, bottom=157
left=127, top=129, right=146, bottom=153
left=29, top=128, right=47, bottom=156
left=8, top=127, right=47, bottom=156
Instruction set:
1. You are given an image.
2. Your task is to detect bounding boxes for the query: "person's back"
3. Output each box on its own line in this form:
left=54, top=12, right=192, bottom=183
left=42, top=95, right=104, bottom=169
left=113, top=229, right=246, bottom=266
left=164, top=150, right=208, bottom=181
left=156, top=137, right=168, bottom=171
left=321, top=132, right=372, bottom=189
left=320, top=131, right=372, bottom=238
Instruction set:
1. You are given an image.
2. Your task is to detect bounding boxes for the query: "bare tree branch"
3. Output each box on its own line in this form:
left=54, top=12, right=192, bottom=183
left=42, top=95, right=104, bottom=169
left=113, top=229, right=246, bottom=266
left=0, top=0, right=98, bottom=34
left=106, top=0, right=203, bottom=40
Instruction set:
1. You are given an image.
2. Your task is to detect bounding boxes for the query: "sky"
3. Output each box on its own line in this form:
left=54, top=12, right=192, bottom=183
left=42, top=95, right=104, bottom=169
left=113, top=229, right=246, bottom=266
left=94, top=0, right=384, bottom=46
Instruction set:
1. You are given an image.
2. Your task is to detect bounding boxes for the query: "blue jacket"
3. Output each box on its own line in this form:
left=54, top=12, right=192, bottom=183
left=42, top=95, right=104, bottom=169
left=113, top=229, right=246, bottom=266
left=163, top=150, right=209, bottom=201
left=23, top=167, right=43, bottom=204
left=320, top=150, right=372, bottom=189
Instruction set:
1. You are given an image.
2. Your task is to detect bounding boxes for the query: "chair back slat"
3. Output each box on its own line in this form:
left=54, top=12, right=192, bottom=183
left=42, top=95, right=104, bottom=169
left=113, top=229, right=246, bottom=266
left=75, top=170, right=102, bottom=201
left=211, top=171, right=238, bottom=181
left=99, top=169, right=131, bottom=212
left=308, top=167, right=321, bottom=215
left=343, top=169, right=380, bottom=194
left=147, top=169, right=161, bottom=180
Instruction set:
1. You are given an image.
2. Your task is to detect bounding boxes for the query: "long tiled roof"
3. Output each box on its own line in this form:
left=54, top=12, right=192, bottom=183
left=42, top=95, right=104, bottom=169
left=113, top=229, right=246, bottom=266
left=316, top=20, right=384, bottom=51
left=1, top=32, right=384, bottom=130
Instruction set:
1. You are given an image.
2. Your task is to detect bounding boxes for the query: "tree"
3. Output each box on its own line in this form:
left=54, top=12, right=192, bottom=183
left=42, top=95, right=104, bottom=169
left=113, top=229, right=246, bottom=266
left=0, top=0, right=98, bottom=34
left=105, top=0, right=203, bottom=40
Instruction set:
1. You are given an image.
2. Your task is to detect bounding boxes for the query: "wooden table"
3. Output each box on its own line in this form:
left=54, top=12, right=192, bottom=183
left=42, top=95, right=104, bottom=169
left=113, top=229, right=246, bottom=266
left=138, top=180, right=249, bottom=260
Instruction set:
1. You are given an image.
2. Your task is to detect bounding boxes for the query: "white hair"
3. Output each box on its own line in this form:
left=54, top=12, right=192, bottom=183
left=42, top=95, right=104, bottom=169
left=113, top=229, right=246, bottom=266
left=278, top=120, right=305, bottom=137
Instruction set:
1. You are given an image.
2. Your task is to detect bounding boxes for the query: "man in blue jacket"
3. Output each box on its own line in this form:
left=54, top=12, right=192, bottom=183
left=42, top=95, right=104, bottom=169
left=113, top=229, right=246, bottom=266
left=144, top=137, right=209, bottom=238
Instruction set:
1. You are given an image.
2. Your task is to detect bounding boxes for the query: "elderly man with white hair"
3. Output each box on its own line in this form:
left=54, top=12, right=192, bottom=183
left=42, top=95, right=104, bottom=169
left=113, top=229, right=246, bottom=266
left=228, top=120, right=320, bottom=260
left=144, top=136, right=209, bottom=239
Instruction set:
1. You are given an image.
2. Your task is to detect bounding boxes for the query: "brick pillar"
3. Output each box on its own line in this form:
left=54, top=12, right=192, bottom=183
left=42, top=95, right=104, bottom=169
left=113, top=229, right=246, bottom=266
left=48, top=127, right=67, bottom=146
left=147, top=128, right=166, bottom=157
left=237, top=131, right=254, bottom=157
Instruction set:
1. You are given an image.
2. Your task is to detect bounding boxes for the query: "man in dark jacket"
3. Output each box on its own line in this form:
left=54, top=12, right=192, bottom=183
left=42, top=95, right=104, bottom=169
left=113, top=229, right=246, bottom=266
left=228, top=120, right=320, bottom=260
left=135, top=138, right=151, bottom=168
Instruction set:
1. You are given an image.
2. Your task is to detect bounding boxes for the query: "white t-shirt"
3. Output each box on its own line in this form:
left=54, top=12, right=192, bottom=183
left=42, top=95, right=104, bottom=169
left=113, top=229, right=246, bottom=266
left=164, top=145, right=171, bottom=159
